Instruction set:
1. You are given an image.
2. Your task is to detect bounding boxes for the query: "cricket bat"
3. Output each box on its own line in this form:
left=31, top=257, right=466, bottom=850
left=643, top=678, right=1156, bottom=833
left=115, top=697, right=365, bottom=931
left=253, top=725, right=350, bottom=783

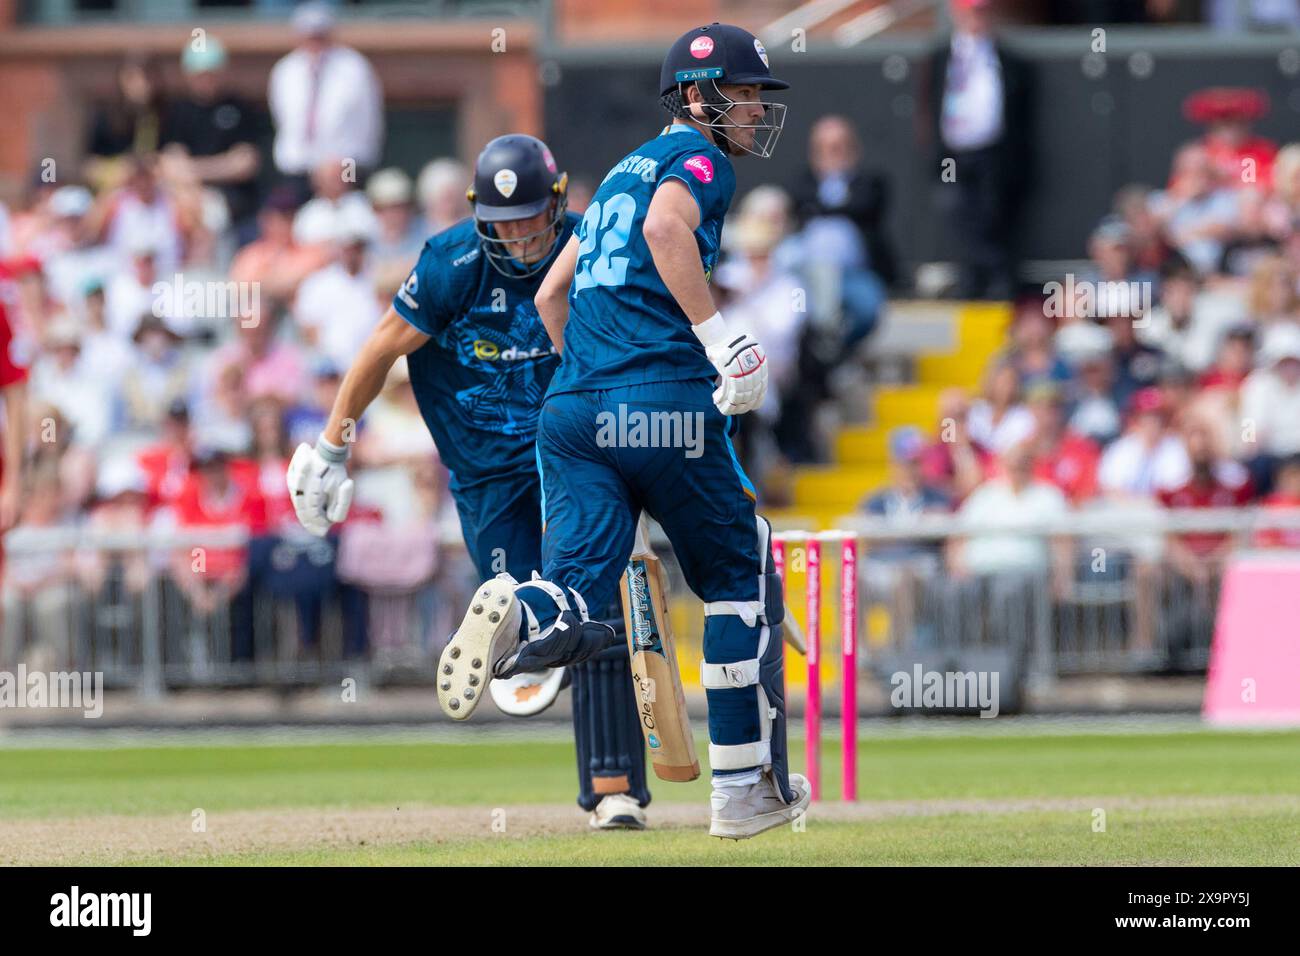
left=620, top=517, right=700, bottom=782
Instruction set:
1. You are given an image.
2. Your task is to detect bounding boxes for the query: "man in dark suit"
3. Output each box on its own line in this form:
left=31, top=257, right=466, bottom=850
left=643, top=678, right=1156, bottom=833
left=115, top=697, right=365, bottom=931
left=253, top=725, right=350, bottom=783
left=790, top=115, right=898, bottom=288
left=923, top=0, right=1033, bottom=300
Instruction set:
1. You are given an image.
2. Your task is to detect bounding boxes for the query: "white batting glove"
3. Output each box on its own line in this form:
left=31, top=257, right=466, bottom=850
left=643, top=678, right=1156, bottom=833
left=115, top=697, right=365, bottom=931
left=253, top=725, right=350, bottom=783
left=693, top=312, right=768, bottom=416
left=286, top=437, right=355, bottom=537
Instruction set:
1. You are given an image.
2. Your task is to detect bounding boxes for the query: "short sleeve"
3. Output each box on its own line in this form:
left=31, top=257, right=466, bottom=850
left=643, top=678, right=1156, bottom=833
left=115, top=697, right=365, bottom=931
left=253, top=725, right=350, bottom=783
left=659, top=148, right=731, bottom=225
left=392, top=244, right=451, bottom=337
left=0, top=308, right=27, bottom=389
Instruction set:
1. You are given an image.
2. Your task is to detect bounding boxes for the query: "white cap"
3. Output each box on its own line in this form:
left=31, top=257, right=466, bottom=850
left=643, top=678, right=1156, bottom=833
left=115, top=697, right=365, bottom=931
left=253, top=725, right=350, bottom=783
left=366, top=168, right=413, bottom=207
left=1262, top=322, right=1300, bottom=365
left=417, top=158, right=469, bottom=209
left=49, top=186, right=93, bottom=219
left=333, top=202, right=379, bottom=245
left=96, top=456, right=147, bottom=500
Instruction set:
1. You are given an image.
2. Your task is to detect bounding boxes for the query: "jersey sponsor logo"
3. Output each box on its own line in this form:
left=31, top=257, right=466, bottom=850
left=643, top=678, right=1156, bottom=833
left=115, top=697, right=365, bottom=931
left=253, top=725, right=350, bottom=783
left=398, top=271, right=419, bottom=309
left=683, top=155, right=714, bottom=183
left=452, top=248, right=480, bottom=267
left=493, top=168, right=518, bottom=198
left=690, top=36, right=714, bottom=58
left=473, top=338, right=557, bottom=362
left=753, top=37, right=770, bottom=67
left=604, top=154, right=659, bottom=184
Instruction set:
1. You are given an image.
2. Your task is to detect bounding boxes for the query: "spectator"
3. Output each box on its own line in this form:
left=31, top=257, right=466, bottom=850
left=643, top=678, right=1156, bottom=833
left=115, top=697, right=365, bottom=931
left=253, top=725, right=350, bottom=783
left=120, top=315, right=190, bottom=436
left=137, top=400, right=194, bottom=509
left=160, top=36, right=263, bottom=243
left=1098, top=387, right=1190, bottom=498
left=268, top=1, right=383, bottom=188
left=1242, top=253, right=1297, bottom=325
left=292, top=157, right=377, bottom=247
left=919, top=387, right=994, bottom=502
left=1005, top=296, right=1070, bottom=386
left=790, top=115, right=896, bottom=287
left=79, top=280, right=134, bottom=388
left=416, top=158, right=470, bottom=235
left=1239, top=322, right=1300, bottom=494
left=950, top=439, right=1070, bottom=593
left=40, top=187, right=118, bottom=316
left=925, top=0, right=1033, bottom=299
left=1136, top=252, right=1237, bottom=373
left=228, top=186, right=331, bottom=303
left=1022, top=380, right=1101, bottom=504
left=1153, top=143, right=1239, bottom=276
left=1263, top=142, right=1300, bottom=238
left=248, top=397, right=296, bottom=532
left=28, top=317, right=114, bottom=448
left=1218, top=188, right=1279, bottom=279
left=1255, top=453, right=1300, bottom=549
left=285, top=359, right=342, bottom=449
left=83, top=53, right=167, bottom=191
left=104, top=237, right=165, bottom=340
left=293, top=207, right=383, bottom=370
left=76, top=457, right=152, bottom=605
left=201, top=305, right=307, bottom=411
left=98, top=155, right=184, bottom=277
left=862, top=426, right=951, bottom=553
left=1067, top=347, right=1123, bottom=447
left=967, top=359, right=1035, bottom=453
left=1182, top=86, right=1277, bottom=190
left=1113, top=184, right=1173, bottom=274
left=1105, top=311, right=1163, bottom=412
left=366, top=167, right=425, bottom=285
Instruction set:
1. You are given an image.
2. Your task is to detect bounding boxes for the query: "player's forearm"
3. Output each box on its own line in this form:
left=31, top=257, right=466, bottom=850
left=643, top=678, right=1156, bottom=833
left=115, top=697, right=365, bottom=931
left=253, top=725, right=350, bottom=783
left=322, top=346, right=394, bottom=448
left=536, top=286, right=569, bottom=353
left=644, top=216, right=718, bottom=325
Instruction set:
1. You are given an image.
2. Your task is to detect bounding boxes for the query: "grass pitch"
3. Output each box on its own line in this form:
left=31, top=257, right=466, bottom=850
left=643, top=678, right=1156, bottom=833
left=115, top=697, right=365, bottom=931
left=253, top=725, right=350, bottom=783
left=1, top=728, right=1297, bottom=865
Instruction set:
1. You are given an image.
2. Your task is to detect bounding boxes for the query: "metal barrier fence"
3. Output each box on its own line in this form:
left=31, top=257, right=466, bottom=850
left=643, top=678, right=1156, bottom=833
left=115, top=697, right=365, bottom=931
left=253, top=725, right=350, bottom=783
left=2, top=507, right=1297, bottom=695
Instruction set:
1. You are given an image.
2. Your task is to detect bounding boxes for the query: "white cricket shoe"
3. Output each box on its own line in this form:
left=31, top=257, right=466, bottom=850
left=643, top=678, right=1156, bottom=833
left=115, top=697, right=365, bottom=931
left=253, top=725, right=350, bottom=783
left=437, top=575, right=521, bottom=720
left=489, top=666, right=567, bottom=716
left=708, top=770, right=811, bottom=840
left=589, top=793, right=647, bottom=831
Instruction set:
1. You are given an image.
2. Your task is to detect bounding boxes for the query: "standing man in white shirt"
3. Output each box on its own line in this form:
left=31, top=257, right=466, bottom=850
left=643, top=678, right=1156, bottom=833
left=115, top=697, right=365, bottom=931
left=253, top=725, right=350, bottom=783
left=924, top=0, right=1032, bottom=299
left=268, top=2, right=384, bottom=198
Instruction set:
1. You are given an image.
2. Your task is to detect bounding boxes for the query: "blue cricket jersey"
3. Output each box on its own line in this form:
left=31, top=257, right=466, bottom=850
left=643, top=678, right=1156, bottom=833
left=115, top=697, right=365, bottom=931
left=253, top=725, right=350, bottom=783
left=547, top=124, right=736, bottom=396
left=392, top=214, right=579, bottom=488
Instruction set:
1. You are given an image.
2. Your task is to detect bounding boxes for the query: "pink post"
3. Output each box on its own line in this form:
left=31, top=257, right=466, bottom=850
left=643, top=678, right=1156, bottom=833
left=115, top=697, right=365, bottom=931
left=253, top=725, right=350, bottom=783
left=840, top=534, right=858, bottom=801
left=805, top=536, right=822, bottom=802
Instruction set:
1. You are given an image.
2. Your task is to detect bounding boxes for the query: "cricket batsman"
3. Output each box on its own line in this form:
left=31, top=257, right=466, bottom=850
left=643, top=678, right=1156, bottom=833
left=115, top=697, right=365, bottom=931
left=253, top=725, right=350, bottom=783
left=434, top=23, right=811, bottom=839
left=286, top=134, right=652, bottom=830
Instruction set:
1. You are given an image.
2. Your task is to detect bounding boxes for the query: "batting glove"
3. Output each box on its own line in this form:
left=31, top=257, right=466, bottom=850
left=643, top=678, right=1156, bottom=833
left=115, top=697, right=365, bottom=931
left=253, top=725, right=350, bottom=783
left=286, top=437, right=354, bottom=537
left=694, top=312, right=768, bottom=416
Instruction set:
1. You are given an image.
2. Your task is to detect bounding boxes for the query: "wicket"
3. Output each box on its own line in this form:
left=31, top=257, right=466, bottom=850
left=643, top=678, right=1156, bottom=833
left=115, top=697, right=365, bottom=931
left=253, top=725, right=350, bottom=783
left=771, top=530, right=859, bottom=802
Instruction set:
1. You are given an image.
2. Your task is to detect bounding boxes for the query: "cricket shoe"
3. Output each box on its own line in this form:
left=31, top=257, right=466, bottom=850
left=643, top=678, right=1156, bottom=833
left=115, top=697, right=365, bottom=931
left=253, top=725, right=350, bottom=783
left=437, top=574, right=522, bottom=720
left=589, top=793, right=647, bottom=831
left=708, top=770, right=811, bottom=840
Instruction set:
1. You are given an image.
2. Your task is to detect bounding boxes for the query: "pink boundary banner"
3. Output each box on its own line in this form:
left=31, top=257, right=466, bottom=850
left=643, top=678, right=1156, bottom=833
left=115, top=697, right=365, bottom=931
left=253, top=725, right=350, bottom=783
left=1202, top=554, right=1300, bottom=727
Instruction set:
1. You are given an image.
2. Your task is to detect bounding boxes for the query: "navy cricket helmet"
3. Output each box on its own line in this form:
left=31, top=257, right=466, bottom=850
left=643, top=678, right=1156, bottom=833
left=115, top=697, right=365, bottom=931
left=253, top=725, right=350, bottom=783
left=466, top=133, right=568, bottom=277
left=659, top=23, right=789, bottom=158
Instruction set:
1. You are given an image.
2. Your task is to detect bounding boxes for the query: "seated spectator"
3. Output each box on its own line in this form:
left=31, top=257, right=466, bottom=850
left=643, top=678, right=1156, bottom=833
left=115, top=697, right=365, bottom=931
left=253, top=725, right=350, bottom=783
left=416, top=158, right=470, bottom=235
left=293, top=207, right=383, bottom=370
left=1157, top=412, right=1252, bottom=592
left=1105, top=311, right=1163, bottom=412
left=919, top=387, right=993, bottom=503
left=950, top=440, right=1071, bottom=595
left=1218, top=188, right=1280, bottom=279
left=76, top=457, right=151, bottom=601
left=366, top=168, right=425, bottom=284
left=82, top=53, right=167, bottom=192
left=1098, top=387, right=1190, bottom=498
left=28, top=317, right=114, bottom=448
left=861, top=426, right=951, bottom=552
left=1153, top=142, right=1239, bottom=276
left=159, top=36, right=262, bottom=243
left=120, top=315, right=190, bottom=436
left=1136, top=252, right=1238, bottom=374
left=1242, top=253, right=1297, bottom=325
left=1198, top=324, right=1254, bottom=393
left=1022, top=380, right=1101, bottom=504
left=1183, top=86, right=1276, bottom=191
left=790, top=115, right=896, bottom=287
left=1239, top=322, right=1300, bottom=494
left=248, top=398, right=296, bottom=532
left=1263, top=142, right=1300, bottom=238
left=137, top=399, right=194, bottom=510
left=228, top=187, right=331, bottom=305
left=167, top=446, right=268, bottom=660
left=1113, top=184, right=1173, bottom=274
left=285, top=359, right=342, bottom=449
left=79, top=280, right=133, bottom=388
left=201, top=305, right=307, bottom=409
left=1156, top=358, right=1199, bottom=429
left=292, top=157, right=377, bottom=247
left=97, top=154, right=183, bottom=276
left=1081, top=218, right=1156, bottom=312
left=1004, top=296, right=1071, bottom=386
left=968, top=359, right=1035, bottom=453
left=38, top=186, right=119, bottom=313
left=1255, top=453, right=1300, bottom=549
left=104, top=238, right=165, bottom=340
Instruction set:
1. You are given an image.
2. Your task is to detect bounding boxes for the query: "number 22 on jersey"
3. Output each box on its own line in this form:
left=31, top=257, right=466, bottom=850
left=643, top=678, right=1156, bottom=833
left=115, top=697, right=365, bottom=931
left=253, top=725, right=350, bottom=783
left=573, top=192, right=636, bottom=293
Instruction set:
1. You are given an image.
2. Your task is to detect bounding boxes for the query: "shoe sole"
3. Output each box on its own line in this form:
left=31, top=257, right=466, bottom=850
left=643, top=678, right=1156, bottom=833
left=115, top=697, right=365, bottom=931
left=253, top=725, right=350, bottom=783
left=437, top=579, right=520, bottom=721
left=590, top=815, right=647, bottom=831
left=709, top=776, right=812, bottom=841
